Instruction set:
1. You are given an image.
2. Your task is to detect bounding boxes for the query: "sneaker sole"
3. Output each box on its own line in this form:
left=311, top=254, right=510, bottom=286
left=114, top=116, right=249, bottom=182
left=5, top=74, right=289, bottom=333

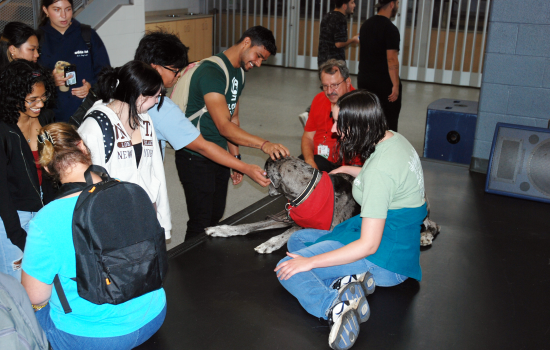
left=328, top=308, right=360, bottom=350
left=358, top=272, right=376, bottom=296
left=338, top=282, right=370, bottom=323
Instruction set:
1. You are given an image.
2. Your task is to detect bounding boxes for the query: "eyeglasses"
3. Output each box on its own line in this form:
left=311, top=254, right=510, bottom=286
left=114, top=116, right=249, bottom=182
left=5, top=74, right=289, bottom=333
left=320, top=80, right=345, bottom=91
left=25, top=93, right=50, bottom=106
left=160, top=65, right=183, bottom=77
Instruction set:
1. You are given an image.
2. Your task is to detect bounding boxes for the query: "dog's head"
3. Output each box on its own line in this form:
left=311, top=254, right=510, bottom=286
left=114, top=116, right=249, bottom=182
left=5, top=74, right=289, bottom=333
left=264, top=156, right=316, bottom=200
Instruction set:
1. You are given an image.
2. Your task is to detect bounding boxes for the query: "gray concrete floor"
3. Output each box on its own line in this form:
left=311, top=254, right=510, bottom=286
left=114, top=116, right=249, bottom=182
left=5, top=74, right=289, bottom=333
left=165, top=66, right=480, bottom=250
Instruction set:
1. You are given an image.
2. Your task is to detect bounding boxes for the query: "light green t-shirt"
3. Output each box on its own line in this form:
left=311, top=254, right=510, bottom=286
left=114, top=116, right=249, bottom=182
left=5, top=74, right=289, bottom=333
left=185, top=52, right=245, bottom=157
left=352, top=132, right=425, bottom=219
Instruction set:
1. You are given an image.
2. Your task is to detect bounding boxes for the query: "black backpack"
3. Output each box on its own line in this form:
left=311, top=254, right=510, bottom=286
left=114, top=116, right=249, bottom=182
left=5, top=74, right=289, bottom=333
left=53, top=165, right=168, bottom=313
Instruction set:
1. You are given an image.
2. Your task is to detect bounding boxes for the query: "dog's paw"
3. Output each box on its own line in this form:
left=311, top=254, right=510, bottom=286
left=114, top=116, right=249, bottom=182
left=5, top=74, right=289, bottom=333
left=420, top=232, right=433, bottom=246
left=205, top=225, right=240, bottom=237
left=254, top=236, right=285, bottom=254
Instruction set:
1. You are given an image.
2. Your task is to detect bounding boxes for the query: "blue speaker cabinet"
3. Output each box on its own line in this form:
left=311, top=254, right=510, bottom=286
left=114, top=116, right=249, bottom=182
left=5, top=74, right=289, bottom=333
left=486, top=123, right=550, bottom=204
left=423, top=99, right=478, bottom=164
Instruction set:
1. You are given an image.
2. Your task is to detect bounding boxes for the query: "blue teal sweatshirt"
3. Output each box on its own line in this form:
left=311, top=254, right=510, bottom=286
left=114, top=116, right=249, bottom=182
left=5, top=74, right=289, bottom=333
left=38, top=19, right=110, bottom=122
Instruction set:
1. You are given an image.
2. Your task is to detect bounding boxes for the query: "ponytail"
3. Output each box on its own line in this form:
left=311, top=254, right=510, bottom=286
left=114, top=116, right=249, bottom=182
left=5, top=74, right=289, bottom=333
left=37, top=122, right=92, bottom=184
left=95, top=66, right=120, bottom=102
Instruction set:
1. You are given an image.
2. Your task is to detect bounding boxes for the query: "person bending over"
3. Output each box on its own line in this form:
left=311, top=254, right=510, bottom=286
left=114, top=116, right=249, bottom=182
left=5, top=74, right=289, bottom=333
left=300, top=59, right=360, bottom=172
left=0, top=61, right=57, bottom=281
left=175, top=26, right=289, bottom=240
left=134, top=30, right=270, bottom=232
left=78, top=61, right=171, bottom=240
left=275, top=90, right=427, bottom=350
left=0, top=21, right=40, bottom=71
left=22, top=122, right=166, bottom=350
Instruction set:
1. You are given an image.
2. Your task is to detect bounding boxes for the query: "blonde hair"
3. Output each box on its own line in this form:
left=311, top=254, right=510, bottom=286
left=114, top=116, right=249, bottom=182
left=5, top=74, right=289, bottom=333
left=37, top=122, right=92, bottom=184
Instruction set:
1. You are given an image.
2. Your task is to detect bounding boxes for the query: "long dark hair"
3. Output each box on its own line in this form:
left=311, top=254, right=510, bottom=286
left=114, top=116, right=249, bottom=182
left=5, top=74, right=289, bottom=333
left=335, top=90, right=388, bottom=164
left=0, top=60, right=56, bottom=124
left=0, top=22, right=38, bottom=70
left=95, top=60, right=165, bottom=130
left=39, top=0, right=74, bottom=27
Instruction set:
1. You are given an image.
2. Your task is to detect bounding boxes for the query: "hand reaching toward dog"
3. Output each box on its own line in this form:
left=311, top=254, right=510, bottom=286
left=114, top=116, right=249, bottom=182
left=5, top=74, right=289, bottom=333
left=231, top=170, right=244, bottom=185
left=262, top=141, right=290, bottom=160
left=275, top=252, right=315, bottom=280
left=330, top=165, right=362, bottom=177
left=243, top=164, right=271, bottom=187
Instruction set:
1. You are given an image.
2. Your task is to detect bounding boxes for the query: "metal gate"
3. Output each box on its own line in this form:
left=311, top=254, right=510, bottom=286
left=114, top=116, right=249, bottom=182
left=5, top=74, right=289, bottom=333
left=203, top=0, right=490, bottom=87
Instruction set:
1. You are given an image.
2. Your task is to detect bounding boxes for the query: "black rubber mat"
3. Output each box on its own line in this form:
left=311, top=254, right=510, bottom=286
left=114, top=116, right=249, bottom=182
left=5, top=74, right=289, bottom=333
left=136, top=160, right=550, bottom=350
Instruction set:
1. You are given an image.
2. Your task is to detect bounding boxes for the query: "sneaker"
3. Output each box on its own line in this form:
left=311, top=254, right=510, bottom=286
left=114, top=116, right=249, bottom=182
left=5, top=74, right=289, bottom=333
left=328, top=301, right=360, bottom=350
left=331, top=276, right=371, bottom=323
left=357, top=271, right=376, bottom=296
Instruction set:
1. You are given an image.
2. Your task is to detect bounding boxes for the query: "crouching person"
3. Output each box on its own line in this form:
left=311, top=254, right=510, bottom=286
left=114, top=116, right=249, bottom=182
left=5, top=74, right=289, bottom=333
left=21, top=123, right=167, bottom=350
left=275, top=90, right=427, bottom=350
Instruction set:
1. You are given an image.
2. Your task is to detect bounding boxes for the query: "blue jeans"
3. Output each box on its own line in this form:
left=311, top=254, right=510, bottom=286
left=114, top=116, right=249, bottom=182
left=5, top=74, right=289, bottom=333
left=277, top=229, right=408, bottom=319
left=0, top=211, right=36, bottom=281
left=36, top=303, right=167, bottom=350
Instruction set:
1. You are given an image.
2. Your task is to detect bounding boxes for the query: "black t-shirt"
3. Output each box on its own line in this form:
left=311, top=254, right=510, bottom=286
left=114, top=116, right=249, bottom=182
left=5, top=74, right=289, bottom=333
left=358, top=15, right=400, bottom=92
left=318, top=11, right=349, bottom=65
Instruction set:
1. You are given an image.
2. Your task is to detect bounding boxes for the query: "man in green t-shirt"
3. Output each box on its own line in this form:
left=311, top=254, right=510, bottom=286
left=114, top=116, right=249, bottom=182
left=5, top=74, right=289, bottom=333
left=177, top=26, right=290, bottom=240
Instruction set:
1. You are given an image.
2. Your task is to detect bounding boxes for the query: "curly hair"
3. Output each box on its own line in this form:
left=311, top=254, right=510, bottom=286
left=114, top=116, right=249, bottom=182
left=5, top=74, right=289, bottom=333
left=335, top=90, right=388, bottom=164
left=134, top=30, right=189, bottom=70
left=0, top=60, right=56, bottom=124
left=38, top=122, right=91, bottom=185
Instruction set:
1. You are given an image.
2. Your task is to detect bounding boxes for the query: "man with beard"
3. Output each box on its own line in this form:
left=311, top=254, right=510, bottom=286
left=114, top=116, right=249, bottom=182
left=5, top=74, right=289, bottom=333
left=318, top=0, right=359, bottom=66
left=180, top=26, right=289, bottom=240
left=300, top=59, right=359, bottom=172
left=358, top=0, right=402, bottom=132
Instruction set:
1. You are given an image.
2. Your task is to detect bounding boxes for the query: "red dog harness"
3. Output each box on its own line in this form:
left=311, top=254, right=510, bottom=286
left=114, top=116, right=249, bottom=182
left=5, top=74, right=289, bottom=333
left=287, top=171, right=335, bottom=230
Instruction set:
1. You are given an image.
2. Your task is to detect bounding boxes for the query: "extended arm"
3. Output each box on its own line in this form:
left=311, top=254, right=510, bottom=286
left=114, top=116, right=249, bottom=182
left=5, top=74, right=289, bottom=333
left=330, top=165, right=361, bottom=177
left=335, top=34, right=360, bottom=48
left=387, top=49, right=400, bottom=102
left=301, top=131, right=319, bottom=169
left=204, top=93, right=289, bottom=160
left=185, top=135, right=270, bottom=187
left=275, top=217, right=385, bottom=280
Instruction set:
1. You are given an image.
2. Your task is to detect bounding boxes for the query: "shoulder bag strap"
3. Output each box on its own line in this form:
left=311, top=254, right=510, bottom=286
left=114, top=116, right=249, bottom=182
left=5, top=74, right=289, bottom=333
left=53, top=275, right=72, bottom=314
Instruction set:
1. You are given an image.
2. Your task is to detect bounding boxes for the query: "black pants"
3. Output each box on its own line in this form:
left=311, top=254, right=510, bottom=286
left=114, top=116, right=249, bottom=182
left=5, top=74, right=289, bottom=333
left=298, top=154, right=338, bottom=173
left=175, top=150, right=230, bottom=239
left=358, top=79, right=402, bottom=132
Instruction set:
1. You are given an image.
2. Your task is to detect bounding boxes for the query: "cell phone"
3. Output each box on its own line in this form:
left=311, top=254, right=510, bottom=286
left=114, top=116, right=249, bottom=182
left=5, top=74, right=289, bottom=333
left=64, top=65, right=77, bottom=87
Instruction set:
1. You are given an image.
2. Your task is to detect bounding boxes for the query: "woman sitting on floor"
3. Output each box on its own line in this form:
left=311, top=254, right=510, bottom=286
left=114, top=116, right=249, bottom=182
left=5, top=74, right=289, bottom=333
left=21, top=122, right=166, bottom=350
left=275, top=90, right=427, bottom=350
left=78, top=60, right=171, bottom=240
left=0, top=60, right=56, bottom=281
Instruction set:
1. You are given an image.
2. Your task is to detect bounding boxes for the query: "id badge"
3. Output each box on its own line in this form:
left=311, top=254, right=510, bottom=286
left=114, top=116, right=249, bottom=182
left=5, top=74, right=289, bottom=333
left=318, top=144, right=330, bottom=159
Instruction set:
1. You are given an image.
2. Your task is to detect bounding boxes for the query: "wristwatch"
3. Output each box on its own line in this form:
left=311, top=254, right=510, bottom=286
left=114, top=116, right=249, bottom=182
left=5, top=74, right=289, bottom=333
left=234, top=154, right=242, bottom=160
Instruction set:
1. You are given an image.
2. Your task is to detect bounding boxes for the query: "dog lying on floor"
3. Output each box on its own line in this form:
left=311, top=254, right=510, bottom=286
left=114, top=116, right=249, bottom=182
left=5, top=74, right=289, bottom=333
left=206, top=157, right=440, bottom=254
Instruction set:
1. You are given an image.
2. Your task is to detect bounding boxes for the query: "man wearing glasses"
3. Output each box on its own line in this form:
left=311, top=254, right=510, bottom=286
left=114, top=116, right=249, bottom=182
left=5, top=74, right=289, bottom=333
left=300, top=59, right=359, bottom=172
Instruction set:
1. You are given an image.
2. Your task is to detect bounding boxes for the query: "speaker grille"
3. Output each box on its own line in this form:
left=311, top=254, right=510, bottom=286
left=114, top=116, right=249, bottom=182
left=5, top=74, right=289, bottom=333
left=496, top=140, right=521, bottom=181
left=528, top=140, right=550, bottom=196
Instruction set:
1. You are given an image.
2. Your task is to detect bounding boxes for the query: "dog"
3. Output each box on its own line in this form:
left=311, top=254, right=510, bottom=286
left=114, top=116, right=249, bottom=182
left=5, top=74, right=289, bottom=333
left=206, top=157, right=440, bottom=254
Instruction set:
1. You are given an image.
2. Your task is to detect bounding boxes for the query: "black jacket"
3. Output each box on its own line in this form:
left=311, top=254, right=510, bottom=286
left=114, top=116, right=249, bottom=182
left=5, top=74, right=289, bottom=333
left=0, top=110, right=56, bottom=251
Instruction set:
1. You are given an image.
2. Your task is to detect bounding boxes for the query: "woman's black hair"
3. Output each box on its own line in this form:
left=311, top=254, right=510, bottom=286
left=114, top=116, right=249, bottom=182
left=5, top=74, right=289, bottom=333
left=0, top=60, right=56, bottom=124
left=0, top=22, right=38, bottom=71
left=39, top=0, right=74, bottom=27
left=335, top=90, right=388, bottom=164
left=95, top=60, right=165, bottom=130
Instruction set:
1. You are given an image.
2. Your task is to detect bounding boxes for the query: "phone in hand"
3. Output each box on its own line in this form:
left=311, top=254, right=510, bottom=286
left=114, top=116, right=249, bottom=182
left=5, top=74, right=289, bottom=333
left=64, top=65, right=77, bottom=87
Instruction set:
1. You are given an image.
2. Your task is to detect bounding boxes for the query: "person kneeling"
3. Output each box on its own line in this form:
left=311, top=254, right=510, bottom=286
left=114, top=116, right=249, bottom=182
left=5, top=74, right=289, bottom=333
left=275, top=90, right=427, bottom=350
left=21, top=123, right=166, bottom=350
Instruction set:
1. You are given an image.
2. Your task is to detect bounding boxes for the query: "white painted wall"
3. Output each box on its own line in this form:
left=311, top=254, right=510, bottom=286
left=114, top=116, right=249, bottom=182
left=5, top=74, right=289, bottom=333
left=144, top=0, right=201, bottom=13
left=95, top=0, right=146, bottom=67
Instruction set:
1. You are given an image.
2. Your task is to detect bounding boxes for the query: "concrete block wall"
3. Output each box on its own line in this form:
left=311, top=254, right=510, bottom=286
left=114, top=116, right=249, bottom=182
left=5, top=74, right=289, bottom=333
left=95, top=0, right=146, bottom=67
left=471, top=0, right=550, bottom=173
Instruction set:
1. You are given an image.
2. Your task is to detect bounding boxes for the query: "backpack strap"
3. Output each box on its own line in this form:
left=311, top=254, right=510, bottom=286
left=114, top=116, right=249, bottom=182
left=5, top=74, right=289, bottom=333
left=188, top=56, right=231, bottom=131
left=80, top=24, right=92, bottom=52
left=84, top=110, right=115, bottom=163
left=55, top=182, right=87, bottom=199
left=53, top=275, right=72, bottom=314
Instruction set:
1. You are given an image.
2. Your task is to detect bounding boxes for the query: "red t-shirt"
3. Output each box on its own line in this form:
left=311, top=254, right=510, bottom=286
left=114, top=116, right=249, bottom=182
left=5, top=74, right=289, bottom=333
left=304, top=86, right=361, bottom=165
left=32, top=151, right=42, bottom=185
